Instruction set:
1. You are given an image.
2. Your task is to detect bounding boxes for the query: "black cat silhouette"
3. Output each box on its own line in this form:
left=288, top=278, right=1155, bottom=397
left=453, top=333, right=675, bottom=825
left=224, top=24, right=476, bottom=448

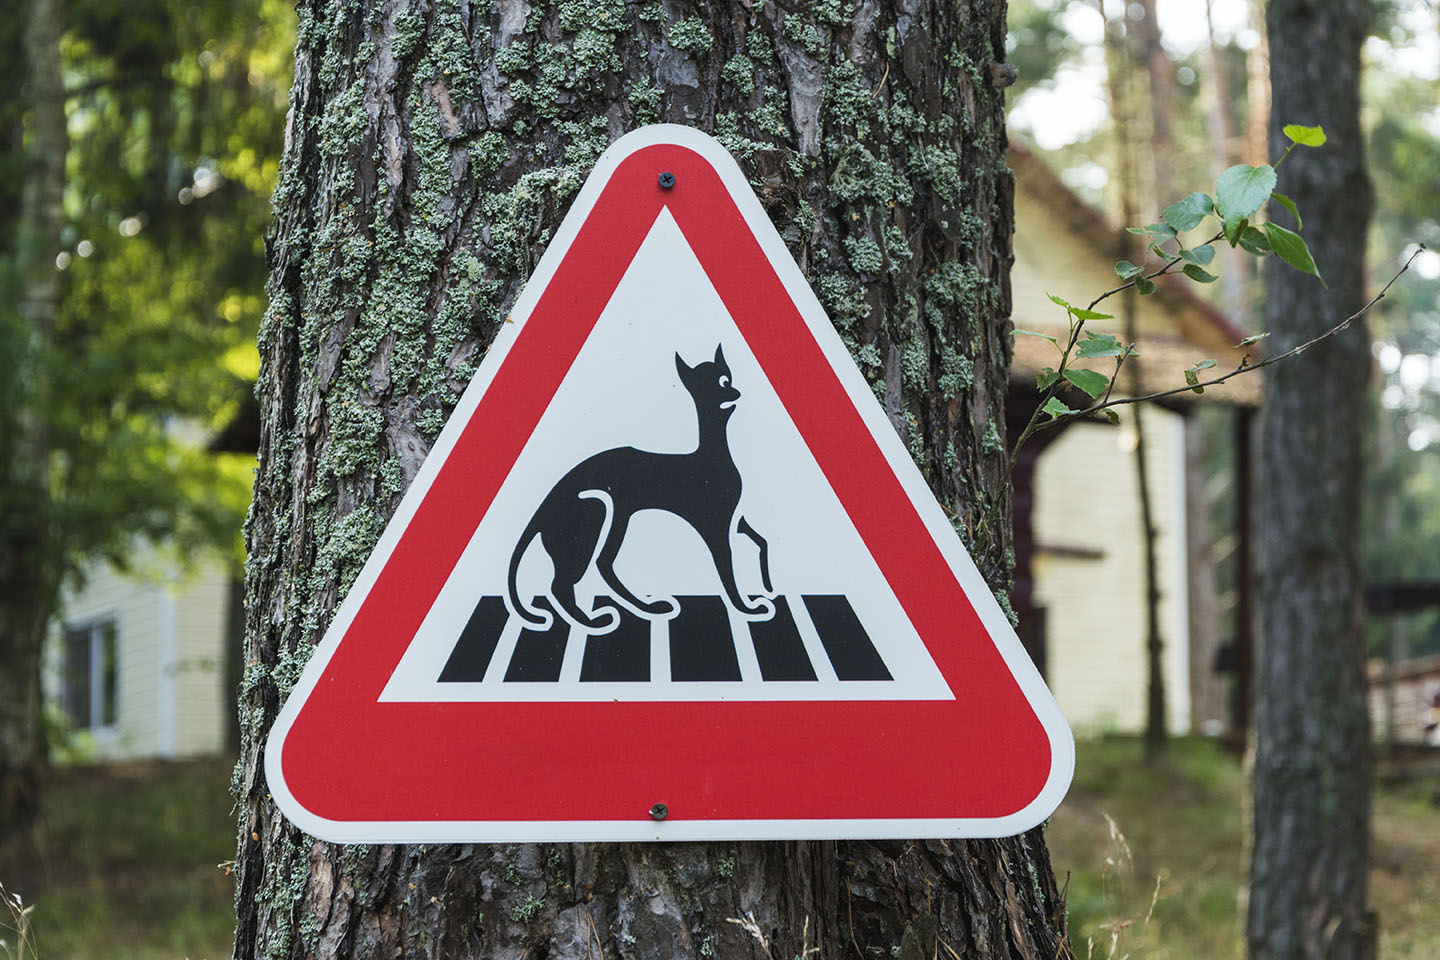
left=505, top=344, right=775, bottom=633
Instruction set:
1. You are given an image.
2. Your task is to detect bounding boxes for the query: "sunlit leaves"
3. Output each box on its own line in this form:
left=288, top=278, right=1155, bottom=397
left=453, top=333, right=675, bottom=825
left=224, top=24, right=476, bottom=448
left=1282, top=124, right=1327, bottom=148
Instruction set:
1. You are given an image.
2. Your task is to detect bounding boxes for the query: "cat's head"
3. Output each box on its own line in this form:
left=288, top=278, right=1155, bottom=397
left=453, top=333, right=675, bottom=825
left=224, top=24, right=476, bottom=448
left=676, top=344, right=740, bottom=418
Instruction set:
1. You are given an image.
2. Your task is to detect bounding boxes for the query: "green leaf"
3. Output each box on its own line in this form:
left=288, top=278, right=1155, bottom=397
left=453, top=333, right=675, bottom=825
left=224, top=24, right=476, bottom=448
left=1075, top=331, right=1126, bottom=359
left=1037, top=367, right=1059, bottom=390
left=1237, top=226, right=1271, bottom=255
left=1134, top=276, right=1156, bottom=295
left=1162, top=192, right=1215, bottom=233
left=1264, top=221, right=1324, bottom=284
left=1191, top=358, right=1218, bottom=373
left=1215, top=164, right=1277, bottom=220
left=1223, top=214, right=1248, bottom=246
left=1180, top=244, right=1215, bottom=266
left=1063, top=367, right=1110, bottom=398
left=1104, top=409, right=1121, bottom=426
left=1183, top=264, right=1219, bottom=283
left=1013, top=328, right=1059, bottom=345
left=1128, top=222, right=1178, bottom=239
left=1270, top=192, right=1303, bottom=230
left=1237, top=332, right=1270, bottom=347
left=1070, top=307, right=1115, bottom=322
left=1046, top=292, right=1072, bottom=309
left=1282, top=123, right=1327, bottom=147
left=1042, top=397, right=1075, bottom=419
left=1115, top=259, right=1144, bottom=279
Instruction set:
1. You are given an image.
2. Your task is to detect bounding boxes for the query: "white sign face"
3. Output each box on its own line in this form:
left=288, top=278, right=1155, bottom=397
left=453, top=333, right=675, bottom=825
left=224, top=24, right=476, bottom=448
left=381, top=209, right=951, bottom=705
left=265, top=124, right=1074, bottom=844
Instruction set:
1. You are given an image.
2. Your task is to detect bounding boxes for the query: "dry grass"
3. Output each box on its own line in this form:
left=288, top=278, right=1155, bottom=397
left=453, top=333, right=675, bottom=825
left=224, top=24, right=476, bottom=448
left=1047, top=737, right=1440, bottom=959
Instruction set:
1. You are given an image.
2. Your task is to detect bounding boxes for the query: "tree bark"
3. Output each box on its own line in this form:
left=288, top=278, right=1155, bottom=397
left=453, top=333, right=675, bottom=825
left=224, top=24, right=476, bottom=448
left=232, top=1, right=1070, bottom=957
left=1248, top=1, right=1374, bottom=957
left=0, top=0, right=66, bottom=839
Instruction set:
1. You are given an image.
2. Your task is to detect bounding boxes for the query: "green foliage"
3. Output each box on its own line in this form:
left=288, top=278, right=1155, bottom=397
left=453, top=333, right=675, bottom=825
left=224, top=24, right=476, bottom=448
left=1062, top=368, right=1109, bottom=399
left=1161, top=192, right=1214, bottom=233
left=1, top=0, right=293, bottom=586
left=1075, top=331, right=1128, bottom=359
left=1264, top=221, right=1324, bottom=284
left=1214, top=164, right=1277, bottom=221
left=1283, top=123, right=1327, bottom=148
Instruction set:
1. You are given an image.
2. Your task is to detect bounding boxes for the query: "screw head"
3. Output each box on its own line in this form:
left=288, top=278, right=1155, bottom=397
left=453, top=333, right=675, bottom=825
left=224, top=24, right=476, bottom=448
left=649, top=802, right=668, bottom=821
left=657, top=171, right=676, bottom=190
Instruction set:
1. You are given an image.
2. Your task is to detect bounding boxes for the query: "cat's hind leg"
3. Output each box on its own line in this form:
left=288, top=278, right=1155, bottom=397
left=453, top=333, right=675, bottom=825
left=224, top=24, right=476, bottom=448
left=540, top=498, right=618, bottom=634
left=594, top=511, right=677, bottom=620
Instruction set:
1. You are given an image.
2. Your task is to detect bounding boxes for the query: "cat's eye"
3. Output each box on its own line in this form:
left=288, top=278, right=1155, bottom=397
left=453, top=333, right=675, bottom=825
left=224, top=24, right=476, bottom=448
left=719, top=376, right=731, bottom=388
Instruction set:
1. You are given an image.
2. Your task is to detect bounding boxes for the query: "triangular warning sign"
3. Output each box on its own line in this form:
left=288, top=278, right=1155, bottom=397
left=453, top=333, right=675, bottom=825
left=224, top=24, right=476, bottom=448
left=266, top=125, right=1074, bottom=842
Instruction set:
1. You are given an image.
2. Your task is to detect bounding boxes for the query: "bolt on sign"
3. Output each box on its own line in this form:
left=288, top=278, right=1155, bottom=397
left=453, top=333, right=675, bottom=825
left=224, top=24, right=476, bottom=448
left=266, top=125, right=1074, bottom=843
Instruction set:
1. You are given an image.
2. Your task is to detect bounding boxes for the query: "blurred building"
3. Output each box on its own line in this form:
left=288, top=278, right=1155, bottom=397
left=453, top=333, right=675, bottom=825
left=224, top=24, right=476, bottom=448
left=45, top=550, right=238, bottom=760
left=1007, top=143, right=1259, bottom=738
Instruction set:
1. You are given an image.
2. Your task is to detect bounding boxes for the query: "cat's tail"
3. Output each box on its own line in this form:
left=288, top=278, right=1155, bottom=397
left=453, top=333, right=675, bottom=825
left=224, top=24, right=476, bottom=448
left=506, top=521, right=550, bottom=627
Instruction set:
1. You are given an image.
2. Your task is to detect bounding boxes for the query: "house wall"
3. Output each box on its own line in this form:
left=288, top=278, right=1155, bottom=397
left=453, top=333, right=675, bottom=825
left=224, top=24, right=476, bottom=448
left=51, top=547, right=232, bottom=761
left=1030, top=406, right=1192, bottom=736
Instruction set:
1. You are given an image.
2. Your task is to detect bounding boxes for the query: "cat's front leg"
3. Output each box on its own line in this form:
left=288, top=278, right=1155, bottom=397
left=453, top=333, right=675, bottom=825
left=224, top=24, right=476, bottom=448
left=736, top=515, right=773, bottom=594
left=709, top=529, right=774, bottom=620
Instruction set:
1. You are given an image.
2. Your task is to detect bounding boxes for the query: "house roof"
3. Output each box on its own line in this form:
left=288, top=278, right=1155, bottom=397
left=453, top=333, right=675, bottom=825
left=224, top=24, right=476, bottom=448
left=1008, top=143, right=1260, bottom=408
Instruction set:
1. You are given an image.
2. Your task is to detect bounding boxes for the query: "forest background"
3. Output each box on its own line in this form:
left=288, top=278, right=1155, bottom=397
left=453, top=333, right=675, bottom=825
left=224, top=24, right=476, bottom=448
left=0, top=0, right=1438, bottom=957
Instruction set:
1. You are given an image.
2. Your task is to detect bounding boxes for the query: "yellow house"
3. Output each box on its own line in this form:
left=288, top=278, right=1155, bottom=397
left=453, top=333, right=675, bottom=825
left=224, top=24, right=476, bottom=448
left=48, top=549, right=236, bottom=760
left=1007, top=144, right=1258, bottom=737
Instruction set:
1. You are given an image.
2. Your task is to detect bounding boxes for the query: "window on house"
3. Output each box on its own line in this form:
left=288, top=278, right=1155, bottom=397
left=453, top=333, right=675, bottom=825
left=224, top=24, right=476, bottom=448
left=62, top=619, right=117, bottom=729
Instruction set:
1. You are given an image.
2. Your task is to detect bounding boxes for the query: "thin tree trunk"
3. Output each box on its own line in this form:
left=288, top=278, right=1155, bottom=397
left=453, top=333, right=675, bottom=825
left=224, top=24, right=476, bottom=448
left=232, top=1, right=1072, bottom=957
left=1134, top=0, right=1174, bottom=212
left=0, top=0, right=65, bottom=839
left=1204, top=0, right=1249, bottom=317
left=1100, top=0, right=1166, bottom=757
left=1248, top=0, right=1375, bottom=957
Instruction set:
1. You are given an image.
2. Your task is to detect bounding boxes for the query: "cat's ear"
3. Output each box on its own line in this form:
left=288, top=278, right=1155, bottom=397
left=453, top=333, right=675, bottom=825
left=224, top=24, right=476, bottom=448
left=675, top=352, right=691, bottom=379
left=713, top=343, right=727, bottom=368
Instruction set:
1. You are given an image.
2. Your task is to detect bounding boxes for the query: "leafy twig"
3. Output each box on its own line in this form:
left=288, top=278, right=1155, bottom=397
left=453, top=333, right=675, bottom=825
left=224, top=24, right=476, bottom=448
left=1029, top=244, right=1424, bottom=432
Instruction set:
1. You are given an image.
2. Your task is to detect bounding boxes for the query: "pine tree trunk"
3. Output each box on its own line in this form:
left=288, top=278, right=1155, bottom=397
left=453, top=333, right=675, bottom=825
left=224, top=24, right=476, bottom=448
left=1248, top=1, right=1374, bottom=957
left=0, top=0, right=66, bottom=839
left=233, top=1, right=1071, bottom=956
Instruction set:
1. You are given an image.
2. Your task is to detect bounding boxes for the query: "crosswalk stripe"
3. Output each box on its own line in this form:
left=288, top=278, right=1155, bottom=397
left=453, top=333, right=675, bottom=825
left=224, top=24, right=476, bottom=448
left=505, top=598, right=568, bottom=682
left=803, top=595, right=893, bottom=681
left=747, top=596, right=818, bottom=681
left=435, top=595, right=891, bottom=685
left=670, top=596, right=743, bottom=681
left=578, top=600, right=650, bottom=682
left=437, top=596, right=507, bottom=683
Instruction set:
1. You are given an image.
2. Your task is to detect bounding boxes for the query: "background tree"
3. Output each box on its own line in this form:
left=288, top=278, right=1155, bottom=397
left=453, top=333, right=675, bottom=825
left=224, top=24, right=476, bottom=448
left=231, top=0, right=1073, bottom=957
left=1248, top=0, right=1375, bottom=956
left=0, top=0, right=289, bottom=834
